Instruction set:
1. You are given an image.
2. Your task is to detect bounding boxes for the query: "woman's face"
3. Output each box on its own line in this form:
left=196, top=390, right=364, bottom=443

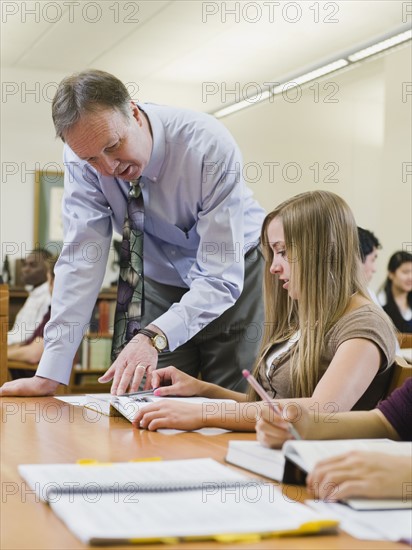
left=266, top=217, right=298, bottom=299
left=390, top=261, right=412, bottom=294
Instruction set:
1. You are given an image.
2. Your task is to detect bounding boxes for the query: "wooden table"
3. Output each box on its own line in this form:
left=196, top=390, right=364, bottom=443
left=0, top=397, right=405, bottom=550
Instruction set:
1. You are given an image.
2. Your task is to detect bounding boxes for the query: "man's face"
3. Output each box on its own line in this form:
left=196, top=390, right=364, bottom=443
left=363, top=247, right=378, bottom=283
left=65, top=103, right=152, bottom=181
left=21, top=253, right=48, bottom=287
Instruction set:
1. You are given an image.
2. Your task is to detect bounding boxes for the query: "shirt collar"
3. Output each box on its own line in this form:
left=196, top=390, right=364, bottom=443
left=138, top=103, right=165, bottom=183
left=27, top=281, right=49, bottom=296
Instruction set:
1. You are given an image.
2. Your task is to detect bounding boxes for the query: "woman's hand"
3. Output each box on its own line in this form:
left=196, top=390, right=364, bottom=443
left=256, top=402, right=306, bottom=448
left=151, top=366, right=204, bottom=397
left=132, top=400, right=204, bottom=431
left=307, top=452, right=412, bottom=500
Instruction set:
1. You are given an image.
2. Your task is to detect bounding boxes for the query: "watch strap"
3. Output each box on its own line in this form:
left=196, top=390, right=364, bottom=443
left=136, top=328, right=168, bottom=352
left=137, top=328, right=158, bottom=340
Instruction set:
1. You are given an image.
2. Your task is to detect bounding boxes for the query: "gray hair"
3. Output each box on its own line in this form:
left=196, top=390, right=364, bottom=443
left=52, top=69, right=131, bottom=141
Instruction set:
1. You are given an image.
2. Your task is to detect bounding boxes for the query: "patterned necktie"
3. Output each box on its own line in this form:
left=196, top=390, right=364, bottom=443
left=111, top=179, right=144, bottom=360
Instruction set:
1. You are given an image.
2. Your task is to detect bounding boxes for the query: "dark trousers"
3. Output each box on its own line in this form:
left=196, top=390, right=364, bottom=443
left=141, top=247, right=265, bottom=392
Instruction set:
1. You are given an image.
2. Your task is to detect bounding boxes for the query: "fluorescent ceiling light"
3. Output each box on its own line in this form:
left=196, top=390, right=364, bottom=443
left=213, top=28, right=411, bottom=119
left=214, top=90, right=271, bottom=118
left=271, top=59, right=348, bottom=95
left=348, top=29, right=412, bottom=62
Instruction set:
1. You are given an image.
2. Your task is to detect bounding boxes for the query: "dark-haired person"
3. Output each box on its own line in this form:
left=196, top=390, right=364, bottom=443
left=379, top=251, right=412, bottom=333
left=357, top=227, right=381, bottom=305
left=8, top=257, right=57, bottom=375
left=0, top=69, right=265, bottom=398
left=7, top=249, right=52, bottom=346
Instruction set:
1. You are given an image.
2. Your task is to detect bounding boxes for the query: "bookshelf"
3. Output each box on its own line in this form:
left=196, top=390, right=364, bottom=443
left=0, top=284, right=9, bottom=386
left=8, top=286, right=117, bottom=394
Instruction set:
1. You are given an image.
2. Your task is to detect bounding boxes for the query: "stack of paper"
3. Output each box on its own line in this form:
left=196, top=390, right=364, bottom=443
left=19, top=458, right=339, bottom=545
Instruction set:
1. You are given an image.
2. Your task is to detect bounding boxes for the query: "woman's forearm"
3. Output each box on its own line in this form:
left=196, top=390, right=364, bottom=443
left=203, top=400, right=265, bottom=431
left=305, top=409, right=399, bottom=441
left=199, top=380, right=248, bottom=402
left=276, top=399, right=398, bottom=441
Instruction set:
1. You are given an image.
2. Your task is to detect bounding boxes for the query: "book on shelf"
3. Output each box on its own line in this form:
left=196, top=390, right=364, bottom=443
left=81, top=338, right=112, bottom=371
left=226, top=439, right=412, bottom=510
left=97, top=299, right=116, bottom=334
left=18, top=457, right=339, bottom=545
left=98, top=299, right=110, bottom=333
left=88, top=299, right=116, bottom=335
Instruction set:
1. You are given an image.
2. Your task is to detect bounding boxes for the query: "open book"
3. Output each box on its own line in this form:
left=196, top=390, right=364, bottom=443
left=55, top=393, right=233, bottom=433
left=226, top=439, right=412, bottom=510
left=19, top=458, right=338, bottom=545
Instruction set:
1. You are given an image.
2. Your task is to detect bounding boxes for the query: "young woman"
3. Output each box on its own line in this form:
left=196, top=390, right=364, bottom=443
left=379, top=251, right=412, bottom=333
left=255, top=378, right=411, bottom=500
left=133, top=191, right=397, bottom=431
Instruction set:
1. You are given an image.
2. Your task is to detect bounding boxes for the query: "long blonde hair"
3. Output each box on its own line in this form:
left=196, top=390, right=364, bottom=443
left=252, top=190, right=369, bottom=398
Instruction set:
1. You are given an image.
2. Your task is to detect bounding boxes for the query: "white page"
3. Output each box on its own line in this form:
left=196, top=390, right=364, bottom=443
left=18, top=458, right=252, bottom=502
left=53, top=396, right=89, bottom=406
left=284, top=440, right=412, bottom=473
left=308, top=500, right=412, bottom=542
left=226, top=440, right=285, bottom=481
left=50, top=483, right=338, bottom=544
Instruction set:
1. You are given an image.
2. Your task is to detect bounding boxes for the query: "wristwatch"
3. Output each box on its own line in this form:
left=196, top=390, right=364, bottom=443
left=137, top=328, right=168, bottom=353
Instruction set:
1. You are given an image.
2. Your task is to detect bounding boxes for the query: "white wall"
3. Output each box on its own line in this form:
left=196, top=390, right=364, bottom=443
left=1, top=67, right=65, bottom=256
left=222, top=44, right=412, bottom=291
left=1, top=45, right=411, bottom=290
left=0, top=67, right=119, bottom=286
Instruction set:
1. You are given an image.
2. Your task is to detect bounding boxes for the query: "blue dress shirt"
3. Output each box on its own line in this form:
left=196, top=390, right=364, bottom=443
left=37, top=103, right=265, bottom=384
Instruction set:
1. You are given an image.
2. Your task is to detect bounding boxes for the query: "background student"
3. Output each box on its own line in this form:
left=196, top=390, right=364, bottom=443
left=132, top=190, right=397, bottom=432
left=8, top=257, right=57, bottom=375
left=379, top=251, right=412, bottom=333
left=7, top=248, right=52, bottom=346
left=255, top=378, right=411, bottom=501
left=357, top=226, right=381, bottom=305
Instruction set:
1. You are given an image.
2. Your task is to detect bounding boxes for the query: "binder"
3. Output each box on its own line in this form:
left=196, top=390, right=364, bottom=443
left=19, top=458, right=339, bottom=545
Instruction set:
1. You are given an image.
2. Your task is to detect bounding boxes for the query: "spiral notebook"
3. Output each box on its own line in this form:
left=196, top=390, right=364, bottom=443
left=19, top=458, right=339, bottom=545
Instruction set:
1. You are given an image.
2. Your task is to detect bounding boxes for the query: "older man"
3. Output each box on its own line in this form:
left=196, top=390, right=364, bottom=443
left=1, top=70, right=265, bottom=397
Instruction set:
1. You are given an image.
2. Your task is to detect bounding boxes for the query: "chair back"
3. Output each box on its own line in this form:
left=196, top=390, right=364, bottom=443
left=385, top=355, right=412, bottom=397
left=397, top=332, right=412, bottom=349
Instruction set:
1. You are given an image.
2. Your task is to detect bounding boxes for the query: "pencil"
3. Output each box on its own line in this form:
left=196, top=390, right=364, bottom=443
left=242, top=370, right=301, bottom=440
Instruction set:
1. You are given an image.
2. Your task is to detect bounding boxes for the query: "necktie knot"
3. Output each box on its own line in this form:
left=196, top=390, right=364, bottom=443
left=129, top=178, right=141, bottom=198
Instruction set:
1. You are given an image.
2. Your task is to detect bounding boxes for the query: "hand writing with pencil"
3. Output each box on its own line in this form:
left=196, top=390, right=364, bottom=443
left=255, top=400, right=307, bottom=449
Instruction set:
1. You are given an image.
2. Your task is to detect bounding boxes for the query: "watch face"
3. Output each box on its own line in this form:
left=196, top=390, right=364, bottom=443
left=153, top=334, right=167, bottom=351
